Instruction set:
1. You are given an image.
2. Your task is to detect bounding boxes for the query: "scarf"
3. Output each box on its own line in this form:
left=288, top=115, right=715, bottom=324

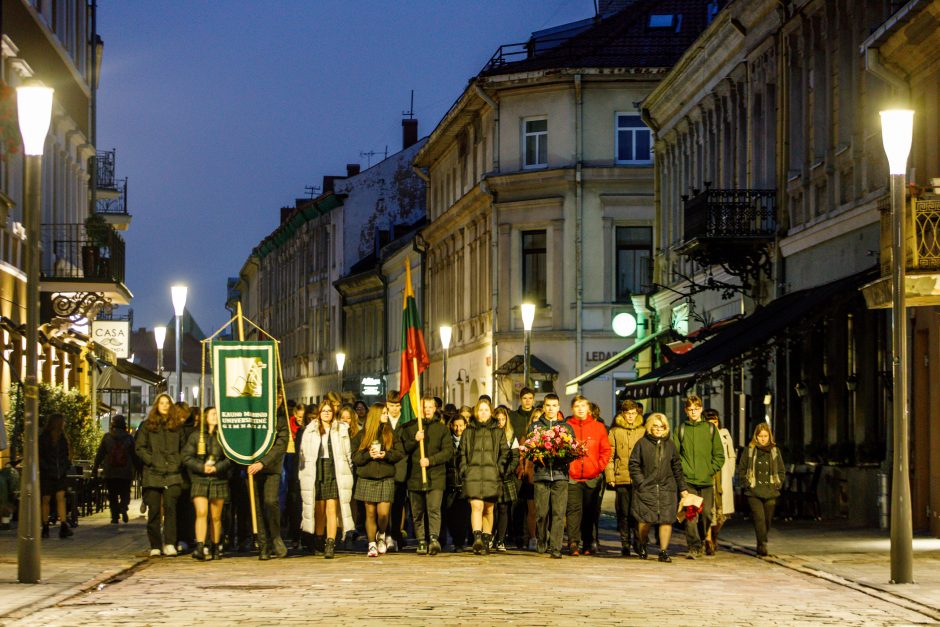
left=746, top=445, right=781, bottom=489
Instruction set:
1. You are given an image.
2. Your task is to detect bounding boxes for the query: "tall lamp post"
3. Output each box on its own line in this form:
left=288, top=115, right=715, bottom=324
left=881, top=109, right=914, bottom=585
left=153, top=325, right=166, bottom=379
left=171, top=285, right=187, bottom=402
left=16, top=81, right=54, bottom=584
left=439, top=325, right=452, bottom=403
left=521, top=303, right=536, bottom=390
left=335, top=352, right=346, bottom=393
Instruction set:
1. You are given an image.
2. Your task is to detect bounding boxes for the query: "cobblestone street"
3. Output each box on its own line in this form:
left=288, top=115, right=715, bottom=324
left=5, top=536, right=937, bottom=626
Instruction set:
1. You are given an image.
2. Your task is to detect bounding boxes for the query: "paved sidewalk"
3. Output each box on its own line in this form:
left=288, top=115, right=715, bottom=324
left=720, top=518, right=940, bottom=619
left=0, top=500, right=150, bottom=621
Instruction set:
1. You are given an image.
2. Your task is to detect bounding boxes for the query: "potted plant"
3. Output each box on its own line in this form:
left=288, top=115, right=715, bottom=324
left=83, top=214, right=112, bottom=279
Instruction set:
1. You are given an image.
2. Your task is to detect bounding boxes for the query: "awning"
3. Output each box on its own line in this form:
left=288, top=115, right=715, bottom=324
left=564, top=328, right=673, bottom=395
left=494, top=354, right=558, bottom=377
left=113, top=358, right=164, bottom=386
left=621, top=271, right=873, bottom=399
left=98, top=364, right=130, bottom=390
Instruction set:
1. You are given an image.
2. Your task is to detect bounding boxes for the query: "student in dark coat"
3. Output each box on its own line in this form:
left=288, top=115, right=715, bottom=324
left=182, top=407, right=231, bottom=561
left=247, top=394, right=290, bottom=561
left=93, top=414, right=136, bottom=525
left=461, top=399, right=510, bottom=555
left=736, top=422, right=786, bottom=556
left=442, top=412, right=470, bottom=551
left=401, top=397, right=453, bottom=555
left=629, top=413, right=688, bottom=563
left=39, top=413, right=72, bottom=539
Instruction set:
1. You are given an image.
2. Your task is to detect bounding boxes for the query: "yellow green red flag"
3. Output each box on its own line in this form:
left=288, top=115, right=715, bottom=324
left=399, top=261, right=429, bottom=425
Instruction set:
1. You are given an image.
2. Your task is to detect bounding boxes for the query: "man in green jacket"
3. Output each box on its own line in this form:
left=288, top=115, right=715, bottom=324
left=673, top=395, right=724, bottom=559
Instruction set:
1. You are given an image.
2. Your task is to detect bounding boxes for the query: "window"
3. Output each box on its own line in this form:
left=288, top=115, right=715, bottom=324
left=521, top=230, right=547, bottom=305
left=616, top=114, right=652, bottom=164
left=648, top=14, right=674, bottom=28
left=523, top=118, right=548, bottom=169
left=615, top=227, right=653, bottom=301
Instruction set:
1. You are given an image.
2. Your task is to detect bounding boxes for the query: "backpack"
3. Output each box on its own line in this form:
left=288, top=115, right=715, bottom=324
left=107, top=436, right=129, bottom=468
left=677, top=421, right=716, bottom=448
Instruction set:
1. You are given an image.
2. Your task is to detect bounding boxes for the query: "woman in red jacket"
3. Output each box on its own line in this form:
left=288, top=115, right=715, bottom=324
left=565, top=395, right=611, bottom=556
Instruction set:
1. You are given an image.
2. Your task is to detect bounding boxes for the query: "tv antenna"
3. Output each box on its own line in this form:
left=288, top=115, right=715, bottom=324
left=304, top=185, right=321, bottom=198
left=402, top=89, right=415, bottom=119
left=359, top=146, right=389, bottom=168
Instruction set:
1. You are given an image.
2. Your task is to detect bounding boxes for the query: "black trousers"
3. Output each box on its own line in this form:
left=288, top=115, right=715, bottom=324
left=409, top=489, right=444, bottom=543
left=566, top=479, right=602, bottom=548
left=614, top=484, right=637, bottom=543
left=442, top=488, right=470, bottom=547
left=176, top=486, right=194, bottom=545
left=390, top=481, right=409, bottom=542
left=747, top=496, right=777, bottom=547
left=143, top=485, right=181, bottom=549
left=495, top=501, right=512, bottom=544
left=252, top=472, right=282, bottom=548
left=224, top=471, right=252, bottom=549
left=684, top=485, right=713, bottom=551
left=534, top=480, right=568, bottom=551
left=105, top=478, right=131, bottom=521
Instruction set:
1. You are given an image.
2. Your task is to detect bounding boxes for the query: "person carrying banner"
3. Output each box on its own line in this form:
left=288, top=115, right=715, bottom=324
left=182, top=406, right=231, bottom=561
left=401, top=396, right=453, bottom=556
left=135, top=393, right=184, bottom=556
left=247, top=393, right=290, bottom=561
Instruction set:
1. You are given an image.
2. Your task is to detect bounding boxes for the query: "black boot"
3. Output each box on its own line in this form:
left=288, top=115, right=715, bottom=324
left=259, top=542, right=271, bottom=561
left=637, top=542, right=648, bottom=560
left=41, top=523, right=49, bottom=539
left=324, top=537, right=335, bottom=559
left=59, top=521, right=73, bottom=539
left=192, top=542, right=206, bottom=561
left=211, top=543, right=223, bottom=561
left=313, top=534, right=325, bottom=556
left=621, top=535, right=631, bottom=557
left=472, top=530, right=484, bottom=555
left=482, top=533, right=493, bottom=555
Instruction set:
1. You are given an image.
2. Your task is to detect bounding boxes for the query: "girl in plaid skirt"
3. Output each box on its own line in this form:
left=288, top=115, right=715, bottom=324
left=492, top=406, right=520, bottom=552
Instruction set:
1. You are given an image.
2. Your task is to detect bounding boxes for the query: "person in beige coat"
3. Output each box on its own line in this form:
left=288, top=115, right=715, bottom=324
left=605, top=399, right=646, bottom=556
left=705, top=408, right=735, bottom=555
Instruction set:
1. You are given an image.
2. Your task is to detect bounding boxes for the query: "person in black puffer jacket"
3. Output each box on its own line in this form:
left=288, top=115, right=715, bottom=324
left=629, top=413, right=688, bottom=563
left=460, top=399, right=510, bottom=555
left=736, top=422, right=786, bottom=557
left=182, top=406, right=231, bottom=561
left=39, top=413, right=72, bottom=539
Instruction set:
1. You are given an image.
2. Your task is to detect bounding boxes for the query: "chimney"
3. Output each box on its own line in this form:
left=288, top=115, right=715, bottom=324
left=346, top=163, right=361, bottom=177
left=280, top=207, right=294, bottom=224
left=322, top=175, right=344, bottom=194
left=402, top=118, right=418, bottom=150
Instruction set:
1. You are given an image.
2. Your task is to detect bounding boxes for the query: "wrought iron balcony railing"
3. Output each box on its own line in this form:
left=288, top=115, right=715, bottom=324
left=880, top=197, right=940, bottom=275
left=40, top=223, right=126, bottom=284
left=683, top=189, right=777, bottom=242
left=96, top=177, right=128, bottom=215
left=95, top=150, right=117, bottom=192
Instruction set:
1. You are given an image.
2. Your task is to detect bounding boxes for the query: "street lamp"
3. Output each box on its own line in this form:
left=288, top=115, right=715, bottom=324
left=192, top=385, right=199, bottom=403
left=16, top=81, right=54, bottom=584
left=439, top=325, right=452, bottom=403
left=171, top=285, right=187, bottom=402
left=153, top=325, right=166, bottom=378
left=335, top=351, right=346, bottom=392
left=881, top=108, right=914, bottom=585
left=520, top=303, right=536, bottom=389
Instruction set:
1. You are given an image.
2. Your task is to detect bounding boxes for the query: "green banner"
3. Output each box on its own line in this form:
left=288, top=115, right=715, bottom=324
left=212, top=341, right=277, bottom=464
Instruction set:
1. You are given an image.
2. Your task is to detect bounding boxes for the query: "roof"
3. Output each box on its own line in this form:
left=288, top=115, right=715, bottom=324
left=480, top=0, right=715, bottom=76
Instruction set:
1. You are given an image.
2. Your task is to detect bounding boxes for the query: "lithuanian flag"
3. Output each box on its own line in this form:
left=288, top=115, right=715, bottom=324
left=399, top=261, right=429, bottom=425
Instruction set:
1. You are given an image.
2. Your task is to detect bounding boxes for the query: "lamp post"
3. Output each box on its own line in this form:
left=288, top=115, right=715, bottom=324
left=171, top=285, right=187, bottom=402
left=153, top=325, right=166, bottom=379
left=521, top=303, right=536, bottom=390
left=16, top=81, right=54, bottom=584
left=335, top=352, right=346, bottom=393
left=881, top=109, right=914, bottom=585
left=439, top=325, right=452, bottom=403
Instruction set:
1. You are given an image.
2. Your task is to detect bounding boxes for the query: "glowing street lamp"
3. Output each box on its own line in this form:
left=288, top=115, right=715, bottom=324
left=439, top=325, right=452, bottom=403
left=171, top=285, right=187, bottom=401
left=521, top=303, right=536, bottom=389
left=153, top=325, right=167, bottom=378
left=336, top=351, right=346, bottom=392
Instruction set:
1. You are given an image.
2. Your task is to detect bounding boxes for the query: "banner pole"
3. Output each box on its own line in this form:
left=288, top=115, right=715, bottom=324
left=274, top=343, right=294, bottom=454
left=198, top=340, right=206, bottom=455
left=237, top=302, right=259, bottom=537
left=413, top=356, right=427, bottom=486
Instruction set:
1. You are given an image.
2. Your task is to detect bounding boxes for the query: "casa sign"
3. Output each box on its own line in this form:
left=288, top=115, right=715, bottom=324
left=91, top=320, right=130, bottom=359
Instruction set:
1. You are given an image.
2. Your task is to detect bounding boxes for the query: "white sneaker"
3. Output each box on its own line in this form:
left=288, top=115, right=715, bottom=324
left=162, top=544, right=177, bottom=557
left=367, top=543, right=378, bottom=557
left=149, top=548, right=161, bottom=557
left=376, top=537, right=387, bottom=555
left=385, top=534, right=398, bottom=553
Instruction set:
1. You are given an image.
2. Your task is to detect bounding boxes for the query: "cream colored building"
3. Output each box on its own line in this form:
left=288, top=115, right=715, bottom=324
left=414, top=3, right=712, bottom=417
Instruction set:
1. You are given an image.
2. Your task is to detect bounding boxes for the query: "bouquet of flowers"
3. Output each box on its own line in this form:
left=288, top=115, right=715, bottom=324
left=676, top=493, right=705, bottom=523
left=519, top=425, right=587, bottom=466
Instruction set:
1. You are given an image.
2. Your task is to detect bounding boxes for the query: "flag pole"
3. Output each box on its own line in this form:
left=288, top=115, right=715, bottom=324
left=237, top=302, right=259, bottom=537
left=414, top=356, right=427, bottom=486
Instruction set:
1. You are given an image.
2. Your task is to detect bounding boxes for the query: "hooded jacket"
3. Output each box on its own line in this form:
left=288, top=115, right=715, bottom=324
left=401, top=414, right=454, bottom=491
left=673, top=419, right=725, bottom=488
left=135, top=420, right=183, bottom=488
left=566, top=414, right=611, bottom=482
left=297, top=422, right=355, bottom=533
left=605, top=414, right=646, bottom=485
left=460, top=418, right=510, bottom=500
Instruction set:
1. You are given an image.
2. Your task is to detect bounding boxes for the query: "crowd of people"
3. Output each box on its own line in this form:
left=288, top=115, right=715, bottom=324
left=41, top=388, right=786, bottom=562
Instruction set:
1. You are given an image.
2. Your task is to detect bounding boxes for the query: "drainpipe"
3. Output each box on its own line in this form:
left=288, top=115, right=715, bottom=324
left=481, top=178, right=498, bottom=404
left=575, top=74, right=584, bottom=386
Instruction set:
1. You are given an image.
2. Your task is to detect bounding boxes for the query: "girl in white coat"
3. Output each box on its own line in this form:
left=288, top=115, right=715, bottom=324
left=298, top=399, right=355, bottom=559
left=705, top=408, right=736, bottom=554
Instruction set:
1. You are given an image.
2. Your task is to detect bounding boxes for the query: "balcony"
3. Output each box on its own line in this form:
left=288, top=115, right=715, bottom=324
left=39, top=223, right=132, bottom=309
left=677, top=188, right=777, bottom=285
left=862, top=196, right=940, bottom=309
left=94, top=150, right=132, bottom=230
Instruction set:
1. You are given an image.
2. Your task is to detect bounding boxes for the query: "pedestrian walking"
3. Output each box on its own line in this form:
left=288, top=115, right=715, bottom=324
left=39, top=413, right=72, bottom=539
left=337, top=404, right=362, bottom=544
left=461, top=398, right=510, bottom=555
left=605, top=399, right=645, bottom=556
left=705, top=408, right=736, bottom=555
left=135, top=393, right=184, bottom=556
left=93, top=414, right=135, bottom=525
left=283, top=401, right=305, bottom=549
left=736, top=423, right=786, bottom=556
left=529, top=395, right=574, bottom=559
left=175, top=402, right=196, bottom=554
left=565, top=396, right=611, bottom=556
left=508, top=388, right=535, bottom=548
left=673, top=395, right=724, bottom=559
left=385, top=390, right=410, bottom=552
left=297, top=400, right=355, bottom=559
left=401, top=397, right=453, bottom=555
left=492, top=406, right=520, bottom=552
left=442, top=411, right=470, bottom=552
left=246, top=393, right=290, bottom=561
left=351, top=402, right=405, bottom=557
left=629, top=413, right=688, bottom=563
left=182, top=406, right=231, bottom=561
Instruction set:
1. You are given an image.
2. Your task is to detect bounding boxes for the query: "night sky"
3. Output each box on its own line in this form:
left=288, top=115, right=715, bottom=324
left=95, top=0, right=593, bottom=335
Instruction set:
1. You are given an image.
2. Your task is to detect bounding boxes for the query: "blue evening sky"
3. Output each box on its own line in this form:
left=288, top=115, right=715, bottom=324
left=96, top=1, right=594, bottom=335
